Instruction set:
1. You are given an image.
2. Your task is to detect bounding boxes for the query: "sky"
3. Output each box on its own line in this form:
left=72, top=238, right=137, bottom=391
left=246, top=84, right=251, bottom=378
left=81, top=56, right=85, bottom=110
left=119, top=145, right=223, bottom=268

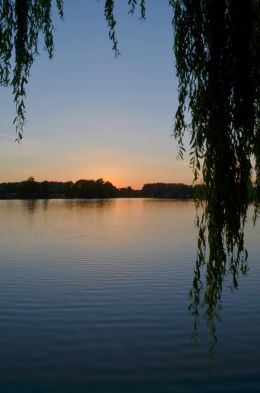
left=0, top=0, right=193, bottom=189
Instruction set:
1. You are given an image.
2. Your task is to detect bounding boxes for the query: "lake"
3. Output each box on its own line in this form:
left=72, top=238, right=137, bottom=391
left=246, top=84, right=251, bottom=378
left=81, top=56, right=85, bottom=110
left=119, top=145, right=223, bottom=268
left=0, top=199, right=259, bottom=392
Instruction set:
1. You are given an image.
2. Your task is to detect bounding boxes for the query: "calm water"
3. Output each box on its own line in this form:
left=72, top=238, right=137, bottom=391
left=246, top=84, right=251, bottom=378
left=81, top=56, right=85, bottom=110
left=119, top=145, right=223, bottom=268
left=0, top=199, right=259, bottom=393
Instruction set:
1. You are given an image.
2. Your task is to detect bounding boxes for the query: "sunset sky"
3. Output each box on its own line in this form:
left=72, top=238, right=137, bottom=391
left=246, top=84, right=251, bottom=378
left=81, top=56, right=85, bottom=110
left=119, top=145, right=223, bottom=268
left=0, top=1, right=193, bottom=189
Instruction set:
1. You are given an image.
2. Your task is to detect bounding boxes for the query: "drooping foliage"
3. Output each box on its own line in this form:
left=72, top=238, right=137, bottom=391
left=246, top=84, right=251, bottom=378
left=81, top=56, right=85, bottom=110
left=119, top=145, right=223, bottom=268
left=170, top=0, right=260, bottom=352
left=0, top=0, right=63, bottom=140
left=172, top=0, right=260, bottom=254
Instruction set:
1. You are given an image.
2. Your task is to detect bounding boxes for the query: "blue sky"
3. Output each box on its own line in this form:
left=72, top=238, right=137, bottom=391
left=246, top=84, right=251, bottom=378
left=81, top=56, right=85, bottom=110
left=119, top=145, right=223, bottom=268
left=0, top=0, right=193, bottom=188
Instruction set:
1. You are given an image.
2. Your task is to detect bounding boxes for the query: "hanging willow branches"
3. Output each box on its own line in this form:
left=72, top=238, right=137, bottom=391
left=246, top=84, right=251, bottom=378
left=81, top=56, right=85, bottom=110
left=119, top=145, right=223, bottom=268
left=172, top=0, right=260, bottom=251
left=170, top=0, right=260, bottom=351
left=0, top=0, right=63, bottom=140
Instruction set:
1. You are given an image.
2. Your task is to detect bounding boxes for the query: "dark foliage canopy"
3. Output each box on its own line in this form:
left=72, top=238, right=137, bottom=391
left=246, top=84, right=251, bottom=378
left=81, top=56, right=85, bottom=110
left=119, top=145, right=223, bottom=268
left=1, top=0, right=260, bottom=349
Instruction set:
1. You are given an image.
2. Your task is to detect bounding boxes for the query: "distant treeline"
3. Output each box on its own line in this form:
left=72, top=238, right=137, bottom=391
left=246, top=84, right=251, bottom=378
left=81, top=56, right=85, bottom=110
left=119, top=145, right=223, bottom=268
left=142, top=183, right=195, bottom=198
left=1, top=177, right=257, bottom=200
left=0, top=177, right=118, bottom=199
left=0, top=177, right=205, bottom=199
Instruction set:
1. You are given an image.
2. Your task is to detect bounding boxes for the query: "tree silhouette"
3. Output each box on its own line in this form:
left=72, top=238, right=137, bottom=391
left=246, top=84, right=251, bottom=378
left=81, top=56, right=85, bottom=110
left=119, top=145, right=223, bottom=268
left=0, top=0, right=63, bottom=139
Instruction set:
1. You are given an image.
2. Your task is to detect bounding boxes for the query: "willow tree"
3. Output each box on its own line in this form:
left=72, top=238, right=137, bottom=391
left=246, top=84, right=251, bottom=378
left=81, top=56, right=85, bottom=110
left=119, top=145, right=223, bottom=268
left=1, top=0, right=260, bottom=346
left=170, top=0, right=260, bottom=351
left=0, top=0, right=64, bottom=139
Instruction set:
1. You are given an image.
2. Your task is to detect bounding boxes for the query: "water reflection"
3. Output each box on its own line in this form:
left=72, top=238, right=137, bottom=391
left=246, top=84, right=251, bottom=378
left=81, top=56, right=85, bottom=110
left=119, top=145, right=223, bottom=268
left=61, top=198, right=114, bottom=210
left=7, top=198, right=254, bottom=356
left=20, top=198, right=114, bottom=213
left=0, top=199, right=258, bottom=362
left=0, top=198, right=259, bottom=390
left=19, top=199, right=50, bottom=213
left=22, top=199, right=40, bottom=213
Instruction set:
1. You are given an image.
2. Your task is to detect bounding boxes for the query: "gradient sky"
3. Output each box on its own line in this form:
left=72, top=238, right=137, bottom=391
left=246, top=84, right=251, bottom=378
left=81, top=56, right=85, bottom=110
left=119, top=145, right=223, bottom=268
left=0, top=0, right=193, bottom=189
